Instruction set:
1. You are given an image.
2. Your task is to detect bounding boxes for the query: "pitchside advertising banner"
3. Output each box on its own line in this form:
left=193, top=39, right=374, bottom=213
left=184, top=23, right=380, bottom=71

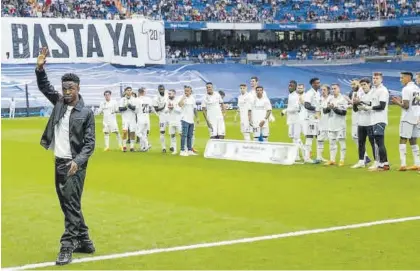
left=204, top=139, right=299, bottom=165
left=1, top=17, right=166, bottom=66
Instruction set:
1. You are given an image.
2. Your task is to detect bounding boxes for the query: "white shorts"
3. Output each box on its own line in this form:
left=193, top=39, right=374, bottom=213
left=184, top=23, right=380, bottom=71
left=318, top=130, right=329, bottom=141
left=288, top=123, right=301, bottom=139
left=103, top=120, right=119, bottom=133
left=400, top=121, right=420, bottom=139
left=159, top=117, right=170, bottom=132
left=351, top=124, right=358, bottom=139
left=304, top=120, right=318, bottom=136
left=240, top=122, right=251, bottom=134
left=169, top=124, right=182, bottom=135
left=328, top=129, right=346, bottom=140
left=252, top=126, right=269, bottom=137
left=208, top=119, right=226, bottom=137
left=136, top=121, right=150, bottom=136
left=122, top=118, right=136, bottom=131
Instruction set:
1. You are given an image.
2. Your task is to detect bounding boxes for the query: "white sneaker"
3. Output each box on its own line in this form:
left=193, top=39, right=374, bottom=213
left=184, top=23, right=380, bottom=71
left=368, top=162, right=378, bottom=170
left=188, top=151, right=198, bottom=156
left=172, top=149, right=177, bottom=155
left=180, top=151, right=189, bottom=157
left=351, top=162, right=365, bottom=168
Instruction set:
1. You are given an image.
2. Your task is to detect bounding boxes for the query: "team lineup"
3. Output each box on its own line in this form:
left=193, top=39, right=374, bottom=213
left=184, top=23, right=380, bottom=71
left=97, top=72, right=420, bottom=172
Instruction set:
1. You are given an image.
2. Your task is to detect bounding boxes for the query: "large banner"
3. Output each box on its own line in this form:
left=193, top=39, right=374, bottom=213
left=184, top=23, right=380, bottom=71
left=1, top=17, right=165, bottom=66
left=204, top=139, right=298, bottom=165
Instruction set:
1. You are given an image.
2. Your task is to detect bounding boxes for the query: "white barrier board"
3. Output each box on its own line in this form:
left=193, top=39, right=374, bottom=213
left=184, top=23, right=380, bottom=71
left=204, top=139, right=298, bottom=165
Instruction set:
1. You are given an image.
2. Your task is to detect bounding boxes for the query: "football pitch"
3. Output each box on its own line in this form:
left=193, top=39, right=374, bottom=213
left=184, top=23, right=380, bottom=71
left=2, top=107, right=420, bottom=270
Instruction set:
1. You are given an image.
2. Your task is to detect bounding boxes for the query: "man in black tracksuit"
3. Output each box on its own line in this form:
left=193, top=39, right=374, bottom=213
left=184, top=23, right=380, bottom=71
left=36, top=48, right=96, bottom=265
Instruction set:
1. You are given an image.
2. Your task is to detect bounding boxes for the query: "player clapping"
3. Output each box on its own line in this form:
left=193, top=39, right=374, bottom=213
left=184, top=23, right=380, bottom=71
left=202, top=82, right=226, bottom=139
left=167, top=89, right=182, bottom=154
left=317, top=84, right=331, bottom=162
left=303, top=78, right=322, bottom=163
left=324, top=84, right=347, bottom=166
left=119, top=87, right=137, bottom=152
left=97, top=90, right=122, bottom=151
left=153, top=85, right=169, bottom=153
left=135, top=88, right=154, bottom=152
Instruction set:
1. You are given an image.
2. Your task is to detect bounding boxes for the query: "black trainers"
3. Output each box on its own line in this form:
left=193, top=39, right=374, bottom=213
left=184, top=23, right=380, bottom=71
left=74, top=240, right=95, bottom=254
left=169, top=147, right=174, bottom=152
left=56, top=246, right=74, bottom=265
left=162, top=148, right=167, bottom=153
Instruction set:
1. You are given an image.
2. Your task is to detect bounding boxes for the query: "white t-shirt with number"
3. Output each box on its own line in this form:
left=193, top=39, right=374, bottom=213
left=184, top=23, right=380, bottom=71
left=401, top=82, right=420, bottom=124
left=201, top=92, right=224, bottom=122
left=142, top=20, right=165, bottom=61
left=327, top=94, right=347, bottom=131
left=250, top=96, right=272, bottom=128
left=371, top=84, right=389, bottom=125
left=135, top=96, right=154, bottom=123
left=319, top=95, right=331, bottom=131
left=237, top=92, right=252, bottom=124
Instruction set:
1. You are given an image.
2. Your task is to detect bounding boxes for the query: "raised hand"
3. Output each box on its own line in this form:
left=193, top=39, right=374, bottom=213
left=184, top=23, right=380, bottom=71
left=37, top=47, right=48, bottom=69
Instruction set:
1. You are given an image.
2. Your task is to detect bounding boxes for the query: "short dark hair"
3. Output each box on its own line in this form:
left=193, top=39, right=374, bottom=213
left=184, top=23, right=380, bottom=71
left=61, top=73, right=80, bottom=85
left=218, top=90, right=225, bottom=97
left=104, top=90, right=112, bottom=95
left=401, top=72, right=413, bottom=79
left=373, top=72, right=383, bottom=77
left=256, top=86, right=264, bottom=90
left=206, top=82, right=213, bottom=85
left=124, top=87, right=132, bottom=92
left=309, top=78, right=319, bottom=85
left=251, top=76, right=258, bottom=81
left=290, top=80, right=297, bottom=85
left=359, top=78, right=371, bottom=84
left=158, top=84, right=165, bottom=90
left=240, top=83, right=247, bottom=87
left=138, top=87, right=145, bottom=94
left=331, top=83, right=340, bottom=87
left=169, top=89, right=176, bottom=94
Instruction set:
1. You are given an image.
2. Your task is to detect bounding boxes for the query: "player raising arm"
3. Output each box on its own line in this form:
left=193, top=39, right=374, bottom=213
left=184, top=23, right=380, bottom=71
left=248, top=86, right=272, bottom=142
left=97, top=90, right=122, bottom=151
left=202, top=82, right=226, bottom=139
left=119, top=87, right=137, bottom=152
left=392, top=72, right=420, bottom=171
left=324, top=84, right=347, bottom=166
left=237, top=84, right=252, bottom=141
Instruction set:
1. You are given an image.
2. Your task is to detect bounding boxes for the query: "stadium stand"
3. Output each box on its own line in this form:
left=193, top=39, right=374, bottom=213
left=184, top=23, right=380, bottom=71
left=2, top=0, right=420, bottom=22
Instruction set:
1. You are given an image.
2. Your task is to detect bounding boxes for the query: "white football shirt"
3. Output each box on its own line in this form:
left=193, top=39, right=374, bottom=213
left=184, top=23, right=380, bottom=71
left=99, top=100, right=118, bottom=123
left=319, top=95, right=331, bottom=131
left=358, top=89, right=375, bottom=127
left=327, top=94, right=347, bottom=131
left=304, top=88, right=321, bottom=121
left=286, top=91, right=301, bottom=125
left=119, top=96, right=136, bottom=121
left=401, top=82, right=420, bottom=124
left=237, top=92, right=252, bottom=124
left=142, top=20, right=165, bottom=61
left=135, top=96, right=154, bottom=123
left=201, top=92, right=224, bottom=122
left=250, top=96, right=272, bottom=128
left=351, top=88, right=364, bottom=126
left=167, top=97, right=182, bottom=125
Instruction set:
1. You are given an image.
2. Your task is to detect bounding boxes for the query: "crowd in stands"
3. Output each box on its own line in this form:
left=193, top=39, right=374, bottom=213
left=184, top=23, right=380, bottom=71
left=166, top=41, right=420, bottom=62
left=2, top=0, right=420, bottom=22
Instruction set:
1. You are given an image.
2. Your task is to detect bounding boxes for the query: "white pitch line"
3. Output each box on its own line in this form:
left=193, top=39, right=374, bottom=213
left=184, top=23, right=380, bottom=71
left=4, top=216, right=420, bottom=271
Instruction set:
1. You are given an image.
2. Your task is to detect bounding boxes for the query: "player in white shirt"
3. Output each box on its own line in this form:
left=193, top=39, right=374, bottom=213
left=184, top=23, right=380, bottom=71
left=351, top=78, right=377, bottom=169
left=167, top=89, right=182, bottom=154
left=202, top=82, right=226, bottom=139
left=250, top=76, right=275, bottom=123
left=281, top=80, right=304, bottom=160
left=237, top=84, right=253, bottom=141
left=349, top=79, right=371, bottom=165
left=392, top=72, right=420, bottom=171
left=135, top=88, right=154, bottom=152
left=323, top=84, right=347, bottom=166
left=119, top=87, right=137, bottom=152
left=303, top=77, right=322, bottom=163
left=178, top=85, right=199, bottom=156
left=296, top=84, right=307, bottom=139
left=97, top=90, right=122, bottom=151
left=248, top=86, right=272, bottom=141
left=317, top=84, right=331, bottom=162
left=153, top=85, right=170, bottom=153
left=9, top=97, right=16, bottom=118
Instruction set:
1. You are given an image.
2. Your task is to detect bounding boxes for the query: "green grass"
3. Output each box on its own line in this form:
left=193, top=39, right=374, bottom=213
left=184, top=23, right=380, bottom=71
left=2, top=107, right=420, bottom=269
